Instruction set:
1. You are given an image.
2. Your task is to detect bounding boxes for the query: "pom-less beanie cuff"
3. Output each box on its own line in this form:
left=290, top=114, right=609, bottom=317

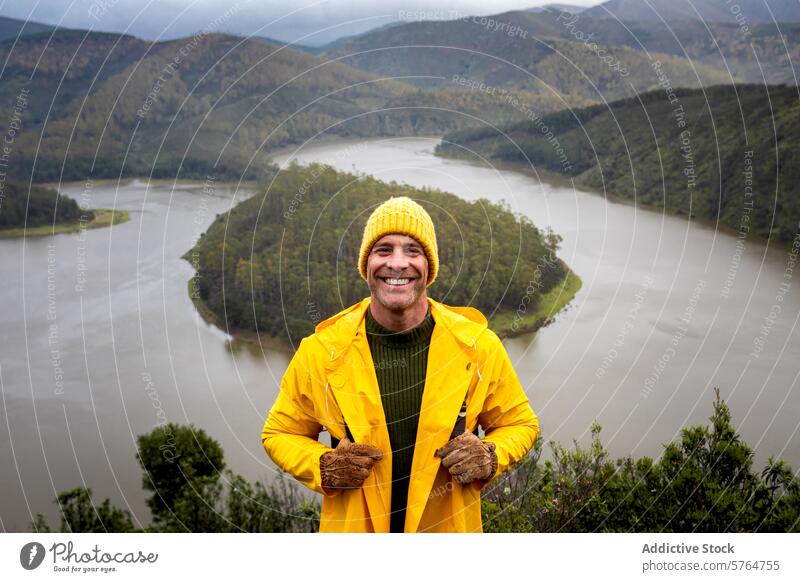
left=358, top=196, right=438, bottom=287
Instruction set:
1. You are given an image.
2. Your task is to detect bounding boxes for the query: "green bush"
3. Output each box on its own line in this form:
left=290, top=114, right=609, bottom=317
left=32, top=390, right=799, bottom=532
left=482, top=389, right=800, bottom=532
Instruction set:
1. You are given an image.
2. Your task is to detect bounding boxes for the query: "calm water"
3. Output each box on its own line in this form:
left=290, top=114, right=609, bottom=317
left=272, top=137, right=800, bottom=468
left=1, top=139, right=798, bottom=530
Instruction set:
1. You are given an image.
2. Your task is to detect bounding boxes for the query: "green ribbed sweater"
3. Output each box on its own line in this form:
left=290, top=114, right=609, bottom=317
left=365, top=305, right=435, bottom=533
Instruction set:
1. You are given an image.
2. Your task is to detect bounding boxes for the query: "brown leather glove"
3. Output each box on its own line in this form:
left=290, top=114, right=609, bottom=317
left=435, top=431, right=498, bottom=485
left=320, top=436, right=383, bottom=490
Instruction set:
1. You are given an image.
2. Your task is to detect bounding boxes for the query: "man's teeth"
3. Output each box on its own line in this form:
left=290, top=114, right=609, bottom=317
left=385, top=278, right=410, bottom=285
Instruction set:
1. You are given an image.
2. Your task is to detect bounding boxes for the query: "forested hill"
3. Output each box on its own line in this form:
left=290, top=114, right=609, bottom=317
left=322, top=10, right=728, bottom=98
left=185, top=163, right=574, bottom=345
left=437, top=83, right=800, bottom=245
left=0, top=183, right=87, bottom=228
left=0, top=30, right=403, bottom=182
left=5, top=14, right=800, bottom=185
left=0, top=30, right=523, bottom=183
left=323, top=9, right=800, bottom=90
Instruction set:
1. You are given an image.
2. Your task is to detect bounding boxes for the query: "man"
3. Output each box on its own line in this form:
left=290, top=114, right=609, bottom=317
left=261, top=196, right=539, bottom=532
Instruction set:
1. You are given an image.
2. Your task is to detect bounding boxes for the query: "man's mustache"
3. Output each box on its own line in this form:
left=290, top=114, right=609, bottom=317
left=375, top=272, right=418, bottom=278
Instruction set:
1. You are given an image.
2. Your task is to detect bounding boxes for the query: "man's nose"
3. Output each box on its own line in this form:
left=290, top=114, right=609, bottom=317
left=386, top=248, right=410, bottom=271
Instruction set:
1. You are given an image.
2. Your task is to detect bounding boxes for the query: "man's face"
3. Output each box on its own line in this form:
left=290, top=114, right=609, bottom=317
left=366, top=234, right=428, bottom=313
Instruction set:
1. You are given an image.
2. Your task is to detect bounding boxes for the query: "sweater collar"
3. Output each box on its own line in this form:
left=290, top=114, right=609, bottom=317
left=365, top=304, right=434, bottom=347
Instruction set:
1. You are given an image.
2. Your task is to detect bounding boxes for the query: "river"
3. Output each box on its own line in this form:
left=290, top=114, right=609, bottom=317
left=1, top=138, right=798, bottom=531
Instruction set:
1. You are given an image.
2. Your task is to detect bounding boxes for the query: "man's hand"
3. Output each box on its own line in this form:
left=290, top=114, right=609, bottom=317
left=435, top=431, right=498, bottom=485
left=320, top=436, right=383, bottom=490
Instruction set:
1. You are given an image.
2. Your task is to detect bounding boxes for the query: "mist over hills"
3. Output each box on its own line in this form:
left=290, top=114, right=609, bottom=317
left=527, top=4, right=590, bottom=14
left=0, top=15, right=56, bottom=41
left=584, top=0, right=800, bottom=23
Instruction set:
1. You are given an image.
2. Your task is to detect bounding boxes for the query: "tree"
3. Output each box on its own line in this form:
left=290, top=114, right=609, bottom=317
left=30, top=487, right=134, bottom=533
left=135, top=423, right=225, bottom=528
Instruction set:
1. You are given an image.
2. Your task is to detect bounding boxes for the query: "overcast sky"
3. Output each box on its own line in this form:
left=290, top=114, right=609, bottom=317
left=0, top=0, right=605, bottom=45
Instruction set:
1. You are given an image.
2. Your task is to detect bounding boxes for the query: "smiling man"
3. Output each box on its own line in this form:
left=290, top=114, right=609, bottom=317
left=262, top=196, right=539, bottom=532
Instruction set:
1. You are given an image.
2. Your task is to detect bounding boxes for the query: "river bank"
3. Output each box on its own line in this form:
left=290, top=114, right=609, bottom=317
left=184, top=260, right=583, bottom=349
left=433, top=149, right=798, bottom=251
left=185, top=275, right=296, bottom=354
left=0, top=208, right=130, bottom=238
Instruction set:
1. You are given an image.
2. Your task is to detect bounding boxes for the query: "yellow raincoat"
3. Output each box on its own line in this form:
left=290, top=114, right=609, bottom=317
left=261, top=296, right=539, bottom=532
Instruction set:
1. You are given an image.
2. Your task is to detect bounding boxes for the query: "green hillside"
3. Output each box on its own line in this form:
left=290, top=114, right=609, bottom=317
left=323, top=10, right=729, bottom=99
left=4, top=13, right=799, bottom=185
left=184, top=163, right=578, bottom=345
left=0, top=30, right=516, bottom=183
left=324, top=9, right=800, bottom=92
left=1, top=30, right=405, bottom=182
left=437, top=83, right=800, bottom=245
left=544, top=9, right=800, bottom=85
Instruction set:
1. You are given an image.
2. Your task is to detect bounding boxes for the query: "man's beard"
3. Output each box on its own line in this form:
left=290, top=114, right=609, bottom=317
left=368, top=275, right=425, bottom=312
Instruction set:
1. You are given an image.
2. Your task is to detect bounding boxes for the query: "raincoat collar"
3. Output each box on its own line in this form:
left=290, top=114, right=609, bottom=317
left=313, top=296, right=489, bottom=358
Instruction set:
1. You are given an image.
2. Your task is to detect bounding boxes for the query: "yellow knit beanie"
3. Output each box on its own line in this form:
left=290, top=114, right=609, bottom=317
left=358, top=196, right=438, bottom=287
